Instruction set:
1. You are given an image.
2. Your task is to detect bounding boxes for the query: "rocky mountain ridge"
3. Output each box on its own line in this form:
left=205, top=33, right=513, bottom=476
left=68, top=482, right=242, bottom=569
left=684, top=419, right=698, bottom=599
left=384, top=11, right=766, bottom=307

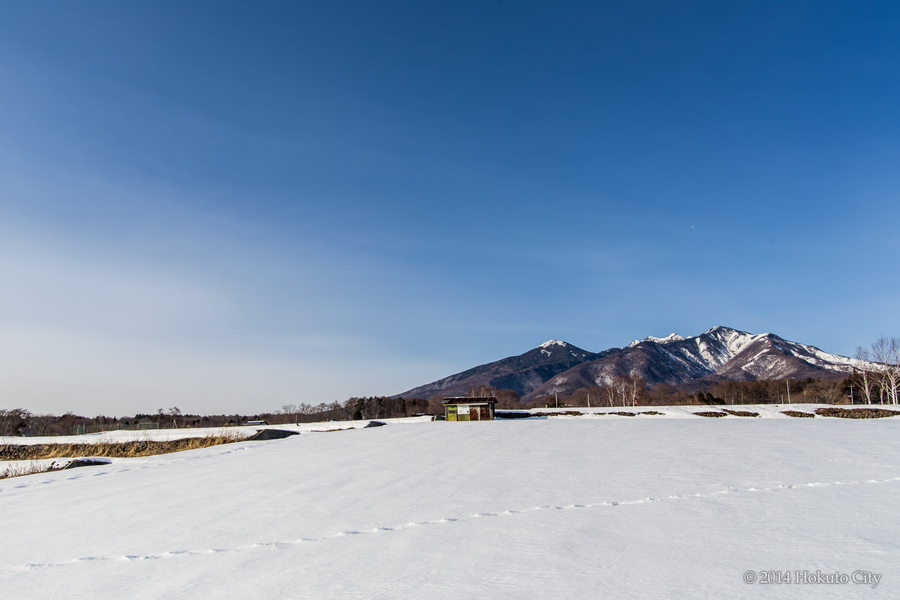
left=398, top=326, right=867, bottom=401
left=398, top=339, right=613, bottom=400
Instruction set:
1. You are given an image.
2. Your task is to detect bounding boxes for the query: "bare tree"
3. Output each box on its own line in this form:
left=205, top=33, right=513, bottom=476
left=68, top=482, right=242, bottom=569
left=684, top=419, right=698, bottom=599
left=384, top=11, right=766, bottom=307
left=427, top=395, right=445, bottom=417
left=611, top=374, right=643, bottom=407
left=853, top=347, right=874, bottom=404
left=281, top=404, right=300, bottom=423
left=601, top=384, right=617, bottom=407
left=494, top=389, right=520, bottom=409
left=612, top=375, right=630, bottom=407
left=629, top=374, right=646, bottom=407
left=0, top=409, right=30, bottom=436
left=816, top=380, right=846, bottom=405
left=872, top=337, right=900, bottom=405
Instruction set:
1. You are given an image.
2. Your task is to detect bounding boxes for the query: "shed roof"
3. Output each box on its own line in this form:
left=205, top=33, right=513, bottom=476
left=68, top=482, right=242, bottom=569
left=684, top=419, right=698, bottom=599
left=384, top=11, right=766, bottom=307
left=441, top=397, right=497, bottom=405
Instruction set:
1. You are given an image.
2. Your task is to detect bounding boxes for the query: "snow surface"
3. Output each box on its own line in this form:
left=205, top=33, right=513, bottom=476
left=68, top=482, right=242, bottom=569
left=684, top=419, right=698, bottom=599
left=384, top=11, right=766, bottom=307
left=3, top=412, right=899, bottom=599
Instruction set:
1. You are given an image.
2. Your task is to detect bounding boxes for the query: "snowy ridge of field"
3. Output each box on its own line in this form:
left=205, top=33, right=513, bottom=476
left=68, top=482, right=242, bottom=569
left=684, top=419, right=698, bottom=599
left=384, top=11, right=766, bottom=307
left=2, top=414, right=899, bottom=599
left=0, top=414, right=434, bottom=446
left=0, top=406, right=854, bottom=451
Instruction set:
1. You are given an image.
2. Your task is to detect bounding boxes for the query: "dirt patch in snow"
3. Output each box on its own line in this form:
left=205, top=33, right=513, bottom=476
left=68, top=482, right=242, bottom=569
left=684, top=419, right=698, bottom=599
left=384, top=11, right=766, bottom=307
left=721, top=409, right=760, bottom=418
left=814, top=407, right=900, bottom=419
left=494, top=412, right=533, bottom=419
left=782, top=410, right=815, bottom=418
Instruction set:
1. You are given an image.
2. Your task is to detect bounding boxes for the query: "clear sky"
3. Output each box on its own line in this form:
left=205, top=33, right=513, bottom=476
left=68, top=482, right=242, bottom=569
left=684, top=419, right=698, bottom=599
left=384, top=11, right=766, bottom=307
left=1, top=1, right=898, bottom=416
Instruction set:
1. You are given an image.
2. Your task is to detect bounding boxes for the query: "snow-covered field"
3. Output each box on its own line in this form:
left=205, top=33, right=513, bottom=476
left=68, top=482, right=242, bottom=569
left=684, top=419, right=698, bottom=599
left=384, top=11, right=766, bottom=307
left=2, top=409, right=898, bottom=599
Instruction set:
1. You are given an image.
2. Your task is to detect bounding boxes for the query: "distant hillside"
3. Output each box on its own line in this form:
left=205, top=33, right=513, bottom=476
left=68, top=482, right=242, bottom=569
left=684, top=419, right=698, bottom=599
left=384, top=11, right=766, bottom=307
left=397, top=341, right=613, bottom=400
left=399, top=326, right=867, bottom=401
left=524, top=326, right=863, bottom=401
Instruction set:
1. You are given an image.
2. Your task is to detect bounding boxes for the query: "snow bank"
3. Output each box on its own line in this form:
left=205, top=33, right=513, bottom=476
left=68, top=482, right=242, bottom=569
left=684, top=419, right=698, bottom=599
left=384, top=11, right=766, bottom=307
left=0, top=415, right=434, bottom=446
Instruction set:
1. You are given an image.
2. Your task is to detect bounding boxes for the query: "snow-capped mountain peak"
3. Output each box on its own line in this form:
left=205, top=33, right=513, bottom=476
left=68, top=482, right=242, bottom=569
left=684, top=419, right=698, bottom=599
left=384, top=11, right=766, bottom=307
left=628, top=332, right=684, bottom=347
left=527, top=325, right=866, bottom=400
left=538, top=340, right=572, bottom=357
left=538, top=340, right=568, bottom=349
left=398, top=326, right=866, bottom=402
left=702, top=326, right=763, bottom=356
left=650, top=333, right=684, bottom=344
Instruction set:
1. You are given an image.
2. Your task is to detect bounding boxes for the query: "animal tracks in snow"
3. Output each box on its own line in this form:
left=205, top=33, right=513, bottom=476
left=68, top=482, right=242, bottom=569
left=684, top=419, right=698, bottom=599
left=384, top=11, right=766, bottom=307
left=11, top=476, right=900, bottom=571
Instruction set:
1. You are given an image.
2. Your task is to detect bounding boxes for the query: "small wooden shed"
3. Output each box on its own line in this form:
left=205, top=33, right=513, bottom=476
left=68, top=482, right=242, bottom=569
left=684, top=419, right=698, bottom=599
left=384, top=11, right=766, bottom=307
left=442, top=397, right=496, bottom=421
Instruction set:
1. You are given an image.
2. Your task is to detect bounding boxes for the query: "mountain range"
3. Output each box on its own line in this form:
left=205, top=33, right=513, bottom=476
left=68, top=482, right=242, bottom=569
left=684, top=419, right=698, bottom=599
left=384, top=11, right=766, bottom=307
left=398, top=326, right=865, bottom=402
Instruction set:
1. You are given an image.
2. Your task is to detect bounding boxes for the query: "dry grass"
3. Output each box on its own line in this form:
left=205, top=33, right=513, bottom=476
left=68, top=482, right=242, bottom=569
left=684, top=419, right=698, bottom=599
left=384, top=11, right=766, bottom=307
left=494, top=411, right=533, bottom=419
left=722, top=409, right=760, bottom=417
left=0, top=461, right=60, bottom=479
left=694, top=411, right=727, bottom=418
left=782, top=410, right=815, bottom=418
left=815, top=407, right=900, bottom=419
left=498, top=410, right=665, bottom=419
left=533, top=410, right=585, bottom=417
left=0, top=432, right=245, bottom=462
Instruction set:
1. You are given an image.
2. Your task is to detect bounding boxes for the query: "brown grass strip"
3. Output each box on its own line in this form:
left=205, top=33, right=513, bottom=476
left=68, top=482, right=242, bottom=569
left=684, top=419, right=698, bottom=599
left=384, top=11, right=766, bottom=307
left=722, top=409, right=760, bottom=417
left=494, top=412, right=533, bottom=419
left=0, top=434, right=244, bottom=461
left=814, top=407, right=900, bottom=419
left=782, top=410, right=815, bottom=418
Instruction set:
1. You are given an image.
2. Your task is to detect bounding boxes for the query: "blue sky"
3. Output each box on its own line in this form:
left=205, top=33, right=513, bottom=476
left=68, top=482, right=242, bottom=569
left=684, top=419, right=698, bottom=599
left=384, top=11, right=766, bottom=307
left=1, top=1, right=898, bottom=415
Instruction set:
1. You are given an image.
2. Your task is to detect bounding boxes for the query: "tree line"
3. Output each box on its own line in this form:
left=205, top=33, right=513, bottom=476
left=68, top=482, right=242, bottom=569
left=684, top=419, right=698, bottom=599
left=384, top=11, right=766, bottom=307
left=528, top=336, right=900, bottom=409
left=3, top=336, right=896, bottom=436
left=525, top=376, right=850, bottom=408
left=0, top=376, right=879, bottom=437
left=0, top=397, right=432, bottom=437
left=851, top=336, right=900, bottom=405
